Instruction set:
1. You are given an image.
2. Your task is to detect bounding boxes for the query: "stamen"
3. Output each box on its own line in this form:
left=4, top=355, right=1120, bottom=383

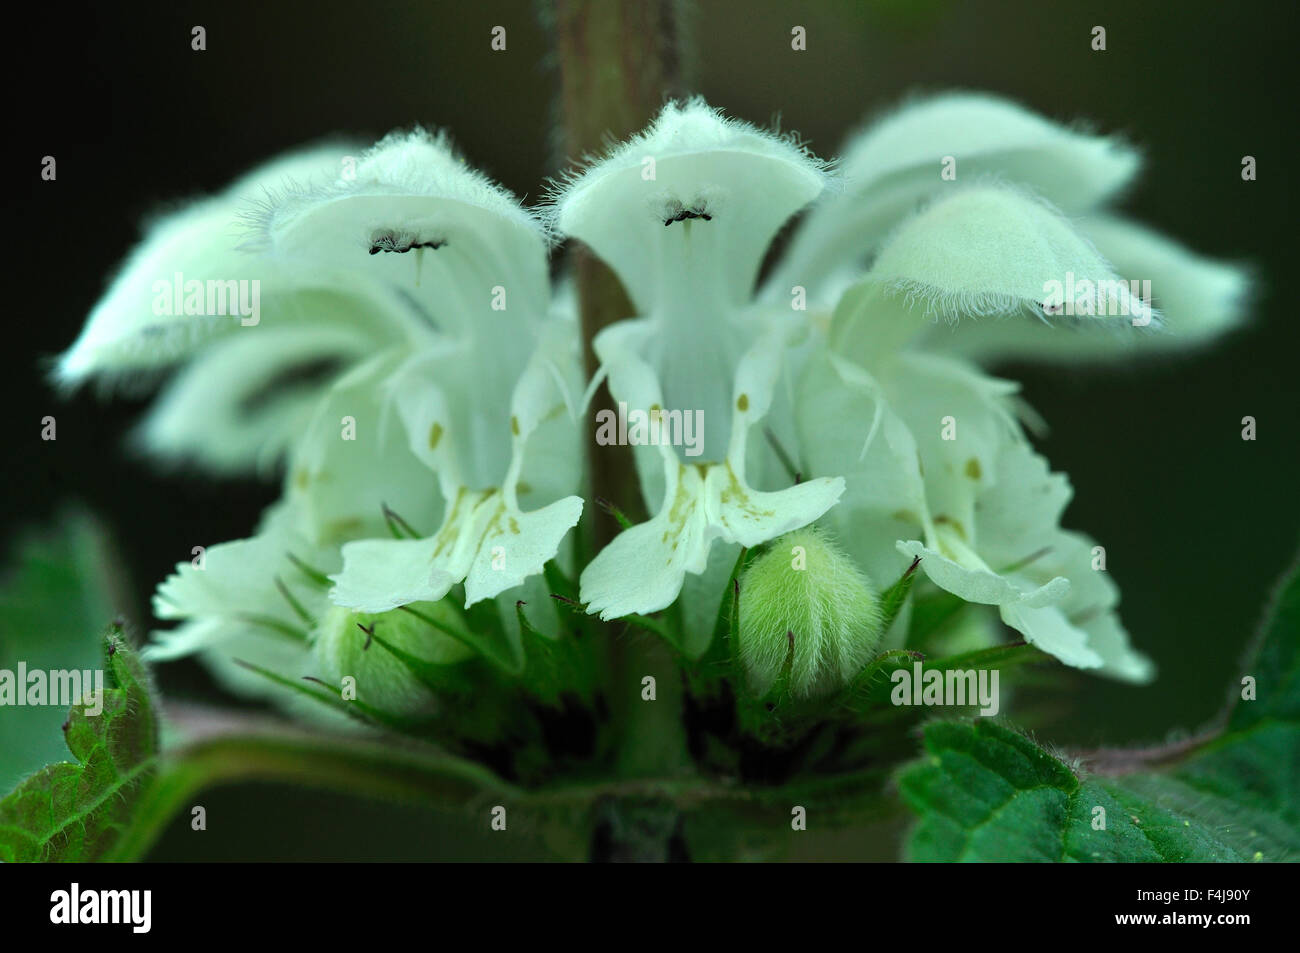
left=236, top=613, right=310, bottom=644
left=1068, top=604, right=1105, bottom=627
left=763, top=426, right=801, bottom=483
left=286, top=551, right=332, bottom=589
left=998, top=546, right=1054, bottom=575
left=274, top=576, right=316, bottom=626
left=594, top=496, right=634, bottom=530
left=382, top=503, right=421, bottom=539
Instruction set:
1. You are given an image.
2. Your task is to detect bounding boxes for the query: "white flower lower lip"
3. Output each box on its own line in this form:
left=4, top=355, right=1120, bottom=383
left=330, top=487, right=583, bottom=613
left=580, top=320, right=844, bottom=620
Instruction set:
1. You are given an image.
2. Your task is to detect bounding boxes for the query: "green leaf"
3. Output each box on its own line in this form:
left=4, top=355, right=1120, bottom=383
left=0, top=506, right=131, bottom=789
left=0, top=627, right=158, bottom=862
left=899, top=720, right=1249, bottom=861
left=898, top=549, right=1300, bottom=862
left=1162, top=550, right=1300, bottom=860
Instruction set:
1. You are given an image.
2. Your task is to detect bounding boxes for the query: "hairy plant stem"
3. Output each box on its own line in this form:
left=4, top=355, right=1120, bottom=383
left=549, top=0, right=693, bottom=858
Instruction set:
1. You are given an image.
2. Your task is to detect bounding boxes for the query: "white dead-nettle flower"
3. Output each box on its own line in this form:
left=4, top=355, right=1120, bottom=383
left=548, top=101, right=845, bottom=621
left=61, top=129, right=584, bottom=714
left=62, top=93, right=1247, bottom=714
left=255, top=129, right=587, bottom=612
left=146, top=501, right=338, bottom=715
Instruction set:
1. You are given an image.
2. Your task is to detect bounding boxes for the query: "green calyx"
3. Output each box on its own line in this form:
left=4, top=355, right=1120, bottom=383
left=314, top=601, right=476, bottom=717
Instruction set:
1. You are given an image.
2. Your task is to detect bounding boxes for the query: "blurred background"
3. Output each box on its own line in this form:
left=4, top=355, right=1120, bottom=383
left=6, top=0, right=1297, bottom=859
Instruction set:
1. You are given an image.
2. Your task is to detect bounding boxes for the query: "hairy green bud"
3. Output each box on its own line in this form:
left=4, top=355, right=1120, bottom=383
left=315, top=601, right=474, bottom=717
left=737, top=527, right=883, bottom=698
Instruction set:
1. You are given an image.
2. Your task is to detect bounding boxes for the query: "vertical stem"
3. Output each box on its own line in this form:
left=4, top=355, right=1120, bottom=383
left=548, top=0, right=693, bottom=797
left=552, top=0, right=685, bottom=533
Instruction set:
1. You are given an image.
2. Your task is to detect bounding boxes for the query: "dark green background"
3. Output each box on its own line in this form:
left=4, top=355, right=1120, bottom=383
left=7, top=0, right=1297, bottom=859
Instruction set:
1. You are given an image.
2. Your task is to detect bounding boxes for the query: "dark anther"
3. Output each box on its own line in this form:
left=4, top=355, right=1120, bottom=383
left=663, top=208, right=712, bottom=226
left=368, top=235, right=447, bottom=255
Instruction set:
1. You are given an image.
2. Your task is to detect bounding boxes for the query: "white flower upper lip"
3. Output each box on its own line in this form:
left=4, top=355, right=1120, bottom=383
left=548, top=98, right=831, bottom=314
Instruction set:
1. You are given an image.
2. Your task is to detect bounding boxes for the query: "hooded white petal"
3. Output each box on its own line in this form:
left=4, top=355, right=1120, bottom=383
left=827, top=281, right=938, bottom=373
left=136, top=321, right=371, bottom=476
left=552, top=98, right=830, bottom=312
left=939, top=215, right=1249, bottom=364
left=257, top=127, right=550, bottom=354
left=54, top=144, right=423, bottom=386
left=770, top=92, right=1140, bottom=295
left=866, top=185, right=1155, bottom=325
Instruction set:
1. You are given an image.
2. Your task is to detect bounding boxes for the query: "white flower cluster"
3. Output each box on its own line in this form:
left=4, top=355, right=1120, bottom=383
left=60, top=95, right=1247, bottom=708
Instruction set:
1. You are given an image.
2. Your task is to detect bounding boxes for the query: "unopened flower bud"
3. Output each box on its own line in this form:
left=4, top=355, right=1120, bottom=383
left=737, top=527, right=883, bottom=698
left=315, top=600, right=474, bottom=717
